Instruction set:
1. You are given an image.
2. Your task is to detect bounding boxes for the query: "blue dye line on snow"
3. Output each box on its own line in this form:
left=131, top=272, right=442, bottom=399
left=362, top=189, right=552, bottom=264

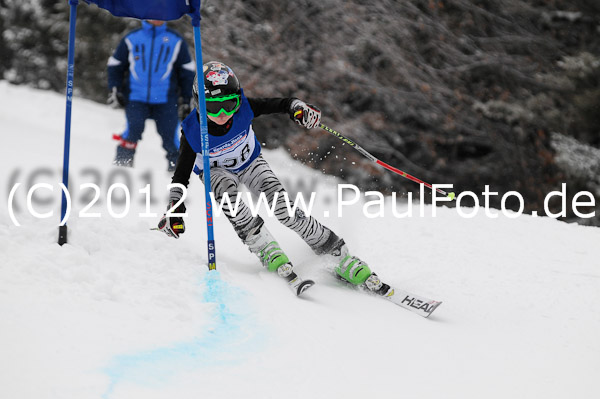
left=102, top=271, right=264, bottom=398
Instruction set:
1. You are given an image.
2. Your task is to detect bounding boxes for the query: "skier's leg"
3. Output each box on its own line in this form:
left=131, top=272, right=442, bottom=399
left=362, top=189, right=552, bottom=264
left=243, top=218, right=290, bottom=272
left=241, top=217, right=314, bottom=295
left=239, top=155, right=332, bottom=250
left=202, top=167, right=290, bottom=273
left=239, top=155, right=378, bottom=289
left=114, top=101, right=148, bottom=166
left=152, top=101, right=179, bottom=171
left=204, top=167, right=253, bottom=236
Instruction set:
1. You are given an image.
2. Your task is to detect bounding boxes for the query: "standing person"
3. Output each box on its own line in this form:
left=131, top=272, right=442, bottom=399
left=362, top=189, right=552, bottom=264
left=157, top=61, right=393, bottom=297
left=107, top=19, right=195, bottom=171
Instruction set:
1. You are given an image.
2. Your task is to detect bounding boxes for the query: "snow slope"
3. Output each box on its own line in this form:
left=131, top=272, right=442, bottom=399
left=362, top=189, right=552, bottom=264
left=1, top=81, right=599, bottom=399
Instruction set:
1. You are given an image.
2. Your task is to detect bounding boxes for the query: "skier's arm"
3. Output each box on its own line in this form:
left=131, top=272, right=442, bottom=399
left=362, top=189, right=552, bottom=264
left=107, top=38, right=129, bottom=91
left=248, top=97, right=321, bottom=129
left=248, top=97, right=296, bottom=118
left=174, top=38, right=195, bottom=101
left=158, top=130, right=194, bottom=239
left=171, top=132, right=196, bottom=188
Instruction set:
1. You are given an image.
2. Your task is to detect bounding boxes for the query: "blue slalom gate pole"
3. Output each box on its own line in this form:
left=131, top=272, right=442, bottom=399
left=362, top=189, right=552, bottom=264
left=192, top=21, right=217, bottom=270
left=58, top=0, right=79, bottom=246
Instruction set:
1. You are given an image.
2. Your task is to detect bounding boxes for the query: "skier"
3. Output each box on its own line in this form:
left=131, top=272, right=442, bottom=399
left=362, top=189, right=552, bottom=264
left=107, top=19, right=195, bottom=171
left=157, top=61, right=392, bottom=297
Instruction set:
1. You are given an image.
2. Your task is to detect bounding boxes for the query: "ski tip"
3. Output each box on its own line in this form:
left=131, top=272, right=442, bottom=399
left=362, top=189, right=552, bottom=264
left=425, top=301, right=443, bottom=318
left=296, top=279, right=315, bottom=296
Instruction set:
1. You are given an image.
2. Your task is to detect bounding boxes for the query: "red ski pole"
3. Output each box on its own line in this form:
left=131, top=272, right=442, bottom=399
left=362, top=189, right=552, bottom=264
left=319, top=124, right=455, bottom=200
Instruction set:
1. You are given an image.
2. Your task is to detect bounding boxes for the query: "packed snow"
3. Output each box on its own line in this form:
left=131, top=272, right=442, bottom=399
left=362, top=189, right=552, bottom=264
left=1, top=81, right=599, bottom=399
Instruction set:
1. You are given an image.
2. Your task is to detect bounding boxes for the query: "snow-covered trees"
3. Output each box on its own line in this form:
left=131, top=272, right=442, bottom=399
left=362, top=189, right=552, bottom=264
left=1, top=0, right=599, bottom=223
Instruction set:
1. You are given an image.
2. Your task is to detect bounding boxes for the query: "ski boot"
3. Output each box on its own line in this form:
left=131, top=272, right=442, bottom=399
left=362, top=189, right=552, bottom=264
left=318, top=231, right=393, bottom=297
left=244, top=223, right=314, bottom=296
left=338, top=255, right=394, bottom=297
left=364, top=273, right=394, bottom=297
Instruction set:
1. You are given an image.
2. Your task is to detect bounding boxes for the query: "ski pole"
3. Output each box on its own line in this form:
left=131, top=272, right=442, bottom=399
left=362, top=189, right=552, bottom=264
left=319, top=124, right=455, bottom=200
left=58, top=0, right=79, bottom=246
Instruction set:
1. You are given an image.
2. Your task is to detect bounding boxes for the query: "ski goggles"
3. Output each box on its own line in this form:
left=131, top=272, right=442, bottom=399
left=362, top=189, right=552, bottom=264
left=205, top=93, right=241, bottom=117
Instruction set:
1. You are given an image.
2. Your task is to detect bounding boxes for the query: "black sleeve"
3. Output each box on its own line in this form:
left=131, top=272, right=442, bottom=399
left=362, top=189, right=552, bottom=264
left=248, top=97, right=296, bottom=118
left=107, top=38, right=129, bottom=90
left=171, top=132, right=196, bottom=188
left=174, top=37, right=194, bottom=100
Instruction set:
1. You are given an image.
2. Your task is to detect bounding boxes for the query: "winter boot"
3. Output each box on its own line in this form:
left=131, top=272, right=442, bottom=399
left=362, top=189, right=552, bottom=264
left=167, top=151, right=178, bottom=172
left=113, top=145, right=135, bottom=167
left=244, top=222, right=314, bottom=295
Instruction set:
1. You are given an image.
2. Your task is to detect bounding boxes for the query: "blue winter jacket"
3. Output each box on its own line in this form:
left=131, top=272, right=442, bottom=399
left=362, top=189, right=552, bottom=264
left=107, top=21, right=195, bottom=104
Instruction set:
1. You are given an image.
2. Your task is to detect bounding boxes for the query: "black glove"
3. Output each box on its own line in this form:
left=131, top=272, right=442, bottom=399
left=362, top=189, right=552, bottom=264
left=107, top=87, right=126, bottom=109
left=289, top=99, right=321, bottom=129
left=158, top=200, right=186, bottom=239
left=178, top=98, right=192, bottom=120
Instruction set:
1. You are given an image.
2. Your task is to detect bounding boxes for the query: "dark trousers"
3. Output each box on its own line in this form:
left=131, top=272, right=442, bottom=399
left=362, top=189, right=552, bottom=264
left=122, top=100, right=179, bottom=161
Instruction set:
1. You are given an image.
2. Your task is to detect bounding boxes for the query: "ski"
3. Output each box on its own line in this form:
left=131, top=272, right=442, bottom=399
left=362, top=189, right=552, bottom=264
left=288, top=274, right=315, bottom=296
left=380, top=286, right=442, bottom=318
left=277, top=263, right=314, bottom=296
left=364, top=273, right=441, bottom=318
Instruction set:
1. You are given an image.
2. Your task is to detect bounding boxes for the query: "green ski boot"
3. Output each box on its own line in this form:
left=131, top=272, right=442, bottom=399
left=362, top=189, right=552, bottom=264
left=244, top=224, right=314, bottom=295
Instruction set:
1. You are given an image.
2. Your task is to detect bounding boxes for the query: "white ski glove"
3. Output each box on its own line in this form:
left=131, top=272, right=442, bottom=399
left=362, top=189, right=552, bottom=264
left=289, top=99, right=321, bottom=129
left=107, top=87, right=125, bottom=109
